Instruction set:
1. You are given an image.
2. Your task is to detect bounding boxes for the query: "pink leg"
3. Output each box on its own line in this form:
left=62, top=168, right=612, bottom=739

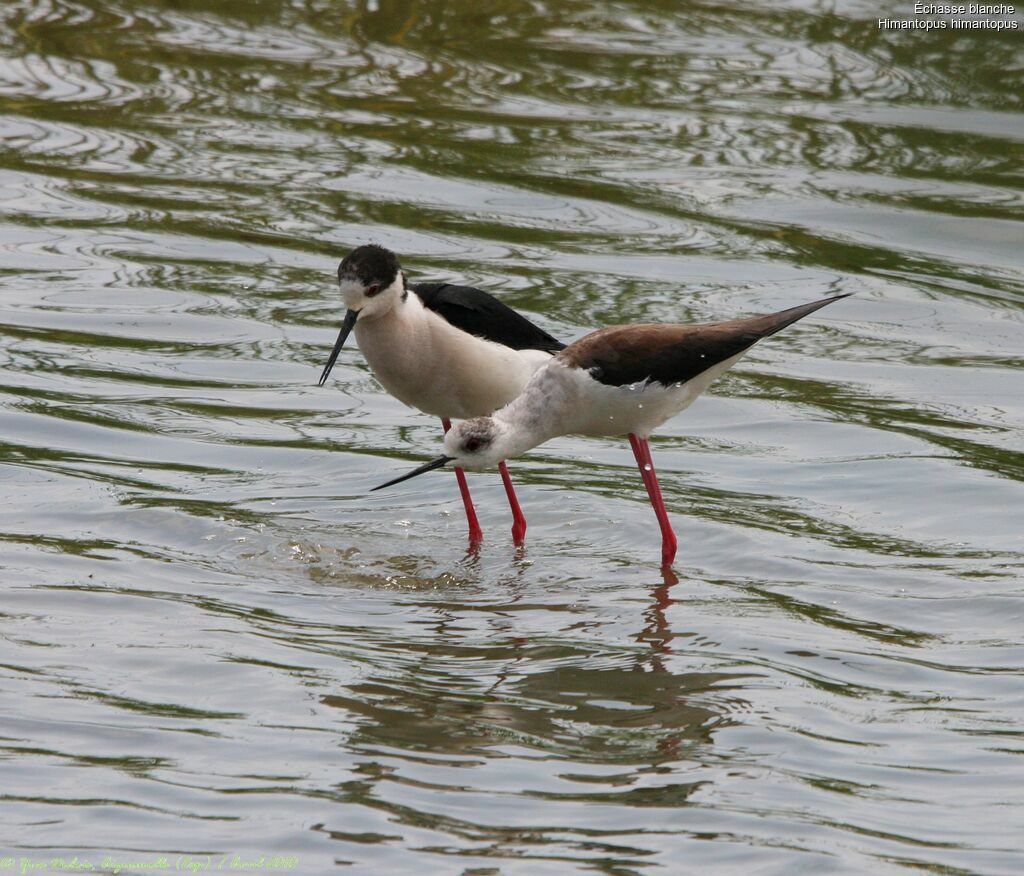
left=628, top=433, right=678, bottom=568
left=442, top=418, right=483, bottom=544
left=498, top=460, right=527, bottom=546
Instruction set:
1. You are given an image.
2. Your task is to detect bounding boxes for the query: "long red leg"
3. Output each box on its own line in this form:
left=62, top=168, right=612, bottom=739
left=628, top=433, right=678, bottom=568
left=498, top=460, right=527, bottom=546
left=442, top=418, right=483, bottom=544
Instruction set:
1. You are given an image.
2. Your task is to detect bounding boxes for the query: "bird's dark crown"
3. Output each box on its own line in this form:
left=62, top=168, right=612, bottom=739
left=458, top=418, right=495, bottom=454
left=338, top=244, right=400, bottom=288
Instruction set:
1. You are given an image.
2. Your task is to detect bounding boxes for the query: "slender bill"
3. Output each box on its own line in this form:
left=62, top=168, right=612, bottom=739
left=371, top=455, right=454, bottom=492
left=318, top=308, right=360, bottom=386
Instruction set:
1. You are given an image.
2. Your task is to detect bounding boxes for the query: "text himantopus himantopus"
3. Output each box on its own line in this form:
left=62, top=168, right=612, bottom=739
left=318, top=244, right=564, bottom=545
left=371, top=294, right=849, bottom=567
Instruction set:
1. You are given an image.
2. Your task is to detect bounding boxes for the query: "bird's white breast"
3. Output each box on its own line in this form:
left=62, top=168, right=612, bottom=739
left=353, top=294, right=551, bottom=420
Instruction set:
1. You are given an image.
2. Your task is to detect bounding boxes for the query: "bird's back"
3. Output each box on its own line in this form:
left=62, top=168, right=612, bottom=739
left=559, top=295, right=848, bottom=389
left=411, top=282, right=564, bottom=354
left=534, top=295, right=849, bottom=438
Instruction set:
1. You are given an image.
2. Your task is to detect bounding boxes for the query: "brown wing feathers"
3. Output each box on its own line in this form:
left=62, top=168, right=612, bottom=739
left=560, top=294, right=848, bottom=388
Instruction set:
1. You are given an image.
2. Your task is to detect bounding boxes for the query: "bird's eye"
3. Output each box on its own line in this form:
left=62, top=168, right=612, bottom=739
left=365, top=283, right=382, bottom=297
left=464, top=437, right=482, bottom=453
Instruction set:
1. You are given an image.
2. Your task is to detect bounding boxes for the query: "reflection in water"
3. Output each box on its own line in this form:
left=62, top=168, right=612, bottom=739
left=317, top=574, right=740, bottom=863
left=325, top=571, right=729, bottom=759
left=1, top=0, right=1022, bottom=871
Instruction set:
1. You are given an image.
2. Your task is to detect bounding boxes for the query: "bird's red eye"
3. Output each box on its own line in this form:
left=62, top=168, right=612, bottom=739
left=365, top=284, right=382, bottom=297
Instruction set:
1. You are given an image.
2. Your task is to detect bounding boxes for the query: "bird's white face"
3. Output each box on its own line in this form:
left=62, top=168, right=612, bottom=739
left=443, top=417, right=508, bottom=471
left=339, top=273, right=404, bottom=323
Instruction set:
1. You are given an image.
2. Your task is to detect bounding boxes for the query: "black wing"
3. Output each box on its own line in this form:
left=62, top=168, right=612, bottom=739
left=411, top=282, right=564, bottom=353
left=563, top=295, right=849, bottom=387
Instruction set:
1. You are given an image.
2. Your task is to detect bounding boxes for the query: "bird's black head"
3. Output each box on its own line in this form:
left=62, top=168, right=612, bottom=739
left=338, top=244, right=400, bottom=292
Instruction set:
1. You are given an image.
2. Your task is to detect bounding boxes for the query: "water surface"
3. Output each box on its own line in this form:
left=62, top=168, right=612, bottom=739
left=1, top=1, right=1023, bottom=873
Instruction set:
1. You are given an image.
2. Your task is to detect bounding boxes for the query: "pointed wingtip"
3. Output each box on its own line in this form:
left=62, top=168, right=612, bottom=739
left=808, top=291, right=853, bottom=307
left=755, top=292, right=852, bottom=339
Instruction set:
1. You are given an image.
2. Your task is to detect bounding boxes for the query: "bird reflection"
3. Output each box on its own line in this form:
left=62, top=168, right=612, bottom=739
left=321, top=564, right=733, bottom=776
left=636, top=567, right=679, bottom=674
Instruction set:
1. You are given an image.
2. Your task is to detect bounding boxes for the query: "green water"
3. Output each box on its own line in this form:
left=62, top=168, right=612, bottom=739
left=1, top=1, right=1022, bottom=873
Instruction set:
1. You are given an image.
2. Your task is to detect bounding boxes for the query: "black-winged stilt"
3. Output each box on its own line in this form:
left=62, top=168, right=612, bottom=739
left=371, top=294, right=849, bottom=567
left=318, top=244, right=564, bottom=545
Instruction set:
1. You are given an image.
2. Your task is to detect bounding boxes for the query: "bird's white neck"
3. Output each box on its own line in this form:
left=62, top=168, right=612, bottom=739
left=492, top=361, right=576, bottom=459
left=353, top=285, right=421, bottom=347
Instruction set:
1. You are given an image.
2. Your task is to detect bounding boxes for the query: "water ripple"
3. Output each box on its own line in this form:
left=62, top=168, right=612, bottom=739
left=1, top=0, right=1022, bottom=871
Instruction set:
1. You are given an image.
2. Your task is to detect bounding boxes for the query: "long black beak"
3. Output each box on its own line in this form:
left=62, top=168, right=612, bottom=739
left=371, top=455, right=454, bottom=492
left=318, top=308, right=360, bottom=386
